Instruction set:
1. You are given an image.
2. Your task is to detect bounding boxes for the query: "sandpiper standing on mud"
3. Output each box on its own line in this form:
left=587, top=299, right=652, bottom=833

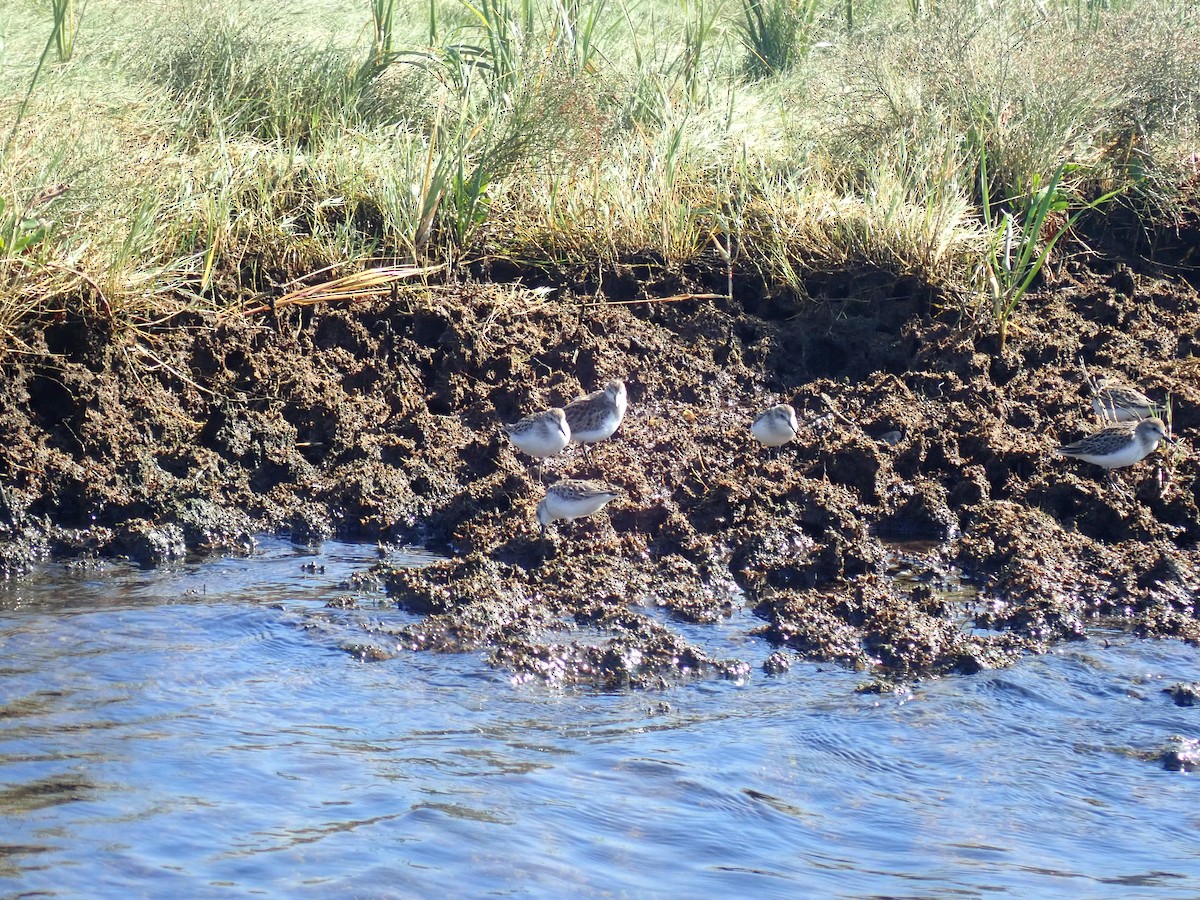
left=563, top=379, right=627, bottom=456
left=1090, top=377, right=1160, bottom=423
left=502, top=407, right=571, bottom=480
left=1056, top=417, right=1174, bottom=490
left=536, top=479, right=621, bottom=534
left=751, top=403, right=799, bottom=451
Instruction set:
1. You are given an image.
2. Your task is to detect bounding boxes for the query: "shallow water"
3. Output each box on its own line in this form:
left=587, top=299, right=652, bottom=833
left=1, top=540, right=1198, bottom=897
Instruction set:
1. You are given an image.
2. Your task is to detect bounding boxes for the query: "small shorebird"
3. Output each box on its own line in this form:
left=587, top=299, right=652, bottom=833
left=1090, top=377, right=1159, bottom=423
left=751, top=403, right=799, bottom=450
left=563, top=379, right=627, bottom=455
left=1056, top=417, right=1174, bottom=489
left=502, top=407, right=571, bottom=480
left=536, top=479, right=621, bottom=534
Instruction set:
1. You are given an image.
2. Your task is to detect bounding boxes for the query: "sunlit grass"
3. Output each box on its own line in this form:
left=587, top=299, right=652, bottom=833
left=0, top=0, right=1197, bottom=353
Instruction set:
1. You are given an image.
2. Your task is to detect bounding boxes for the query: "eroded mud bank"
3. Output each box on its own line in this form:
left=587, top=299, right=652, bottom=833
left=2, top=252, right=1198, bottom=685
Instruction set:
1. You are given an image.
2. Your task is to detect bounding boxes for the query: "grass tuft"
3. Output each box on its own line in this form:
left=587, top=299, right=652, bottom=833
left=0, top=0, right=1196, bottom=354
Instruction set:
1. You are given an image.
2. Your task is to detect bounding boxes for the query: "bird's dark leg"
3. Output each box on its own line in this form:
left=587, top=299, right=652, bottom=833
left=1106, top=470, right=1131, bottom=497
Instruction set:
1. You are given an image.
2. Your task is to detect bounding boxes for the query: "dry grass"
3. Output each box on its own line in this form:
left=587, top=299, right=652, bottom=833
left=0, top=0, right=1197, bottom=353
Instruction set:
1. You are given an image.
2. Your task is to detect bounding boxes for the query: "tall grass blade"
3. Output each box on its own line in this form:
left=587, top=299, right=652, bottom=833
left=51, top=0, right=78, bottom=62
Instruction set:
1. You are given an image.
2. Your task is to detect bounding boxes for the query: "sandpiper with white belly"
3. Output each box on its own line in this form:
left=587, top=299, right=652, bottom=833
left=536, top=479, right=621, bottom=534
left=1090, top=378, right=1160, bottom=423
left=751, top=403, right=799, bottom=451
left=563, top=379, right=627, bottom=456
left=503, top=407, right=571, bottom=479
left=1056, top=417, right=1173, bottom=490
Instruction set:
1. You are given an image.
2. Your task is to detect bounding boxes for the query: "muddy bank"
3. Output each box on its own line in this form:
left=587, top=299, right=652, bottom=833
left=1, top=251, right=1199, bottom=685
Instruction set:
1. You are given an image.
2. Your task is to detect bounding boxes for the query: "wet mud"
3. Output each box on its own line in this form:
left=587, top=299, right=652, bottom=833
left=2, top=231, right=1200, bottom=686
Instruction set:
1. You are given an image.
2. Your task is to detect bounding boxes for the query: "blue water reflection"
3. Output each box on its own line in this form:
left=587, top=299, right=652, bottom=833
left=1, top=539, right=1198, bottom=896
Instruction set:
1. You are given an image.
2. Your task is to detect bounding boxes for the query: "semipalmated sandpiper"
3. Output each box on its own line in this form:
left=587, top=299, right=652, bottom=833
left=751, top=403, right=799, bottom=448
left=536, top=479, right=621, bottom=533
left=502, top=407, right=570, bottom=480
left=1091, top=378, right=1159, bottom=423
left=563, top=379, right=627, bottom=452
left=503, top=407, right=571, bottom=458
left=1056, top=417, right=1173, bottom=487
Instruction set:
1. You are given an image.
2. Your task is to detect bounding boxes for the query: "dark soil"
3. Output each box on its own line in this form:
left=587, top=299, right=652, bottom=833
left=2, top=241, right=1199, bottom=687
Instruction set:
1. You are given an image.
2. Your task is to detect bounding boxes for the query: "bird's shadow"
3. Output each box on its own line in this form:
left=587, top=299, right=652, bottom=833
left=490, top=531, right=559, bottom=566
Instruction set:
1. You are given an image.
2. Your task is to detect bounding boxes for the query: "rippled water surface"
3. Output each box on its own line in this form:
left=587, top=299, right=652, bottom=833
left=2, top=539, right=1199, bottom=897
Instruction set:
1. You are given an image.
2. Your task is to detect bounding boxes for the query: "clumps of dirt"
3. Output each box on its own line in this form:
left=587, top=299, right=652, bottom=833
left=1157, top=736, right=1200, bottom=772
left=1, top=253, right=1198, bottom=688
left=375, top=550, right=749, bottom=689
left=752, top=574, right=1027, bottom=677
left=1164, top=682, right=1200, bottom=707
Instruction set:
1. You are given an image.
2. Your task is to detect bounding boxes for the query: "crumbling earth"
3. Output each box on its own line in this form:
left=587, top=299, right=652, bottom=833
left=2, top=241, right=1198, bottom=687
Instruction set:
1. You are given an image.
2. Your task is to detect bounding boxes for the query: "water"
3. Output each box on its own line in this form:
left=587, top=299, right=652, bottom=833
left=2, top=540, right=1199, bottom=897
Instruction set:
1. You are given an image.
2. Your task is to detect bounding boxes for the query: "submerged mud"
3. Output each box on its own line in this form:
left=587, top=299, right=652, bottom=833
left=2, top=248, right=1199, bottom=686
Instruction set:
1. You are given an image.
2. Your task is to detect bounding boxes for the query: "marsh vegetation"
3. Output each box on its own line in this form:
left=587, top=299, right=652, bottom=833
left=0, top=0, right=1198, bottom=348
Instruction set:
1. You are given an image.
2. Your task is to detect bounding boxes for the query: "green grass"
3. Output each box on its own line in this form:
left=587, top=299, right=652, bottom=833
left=0, top=0, right=1198, bottom=352
left=737, top=0, right=818, bottom=79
